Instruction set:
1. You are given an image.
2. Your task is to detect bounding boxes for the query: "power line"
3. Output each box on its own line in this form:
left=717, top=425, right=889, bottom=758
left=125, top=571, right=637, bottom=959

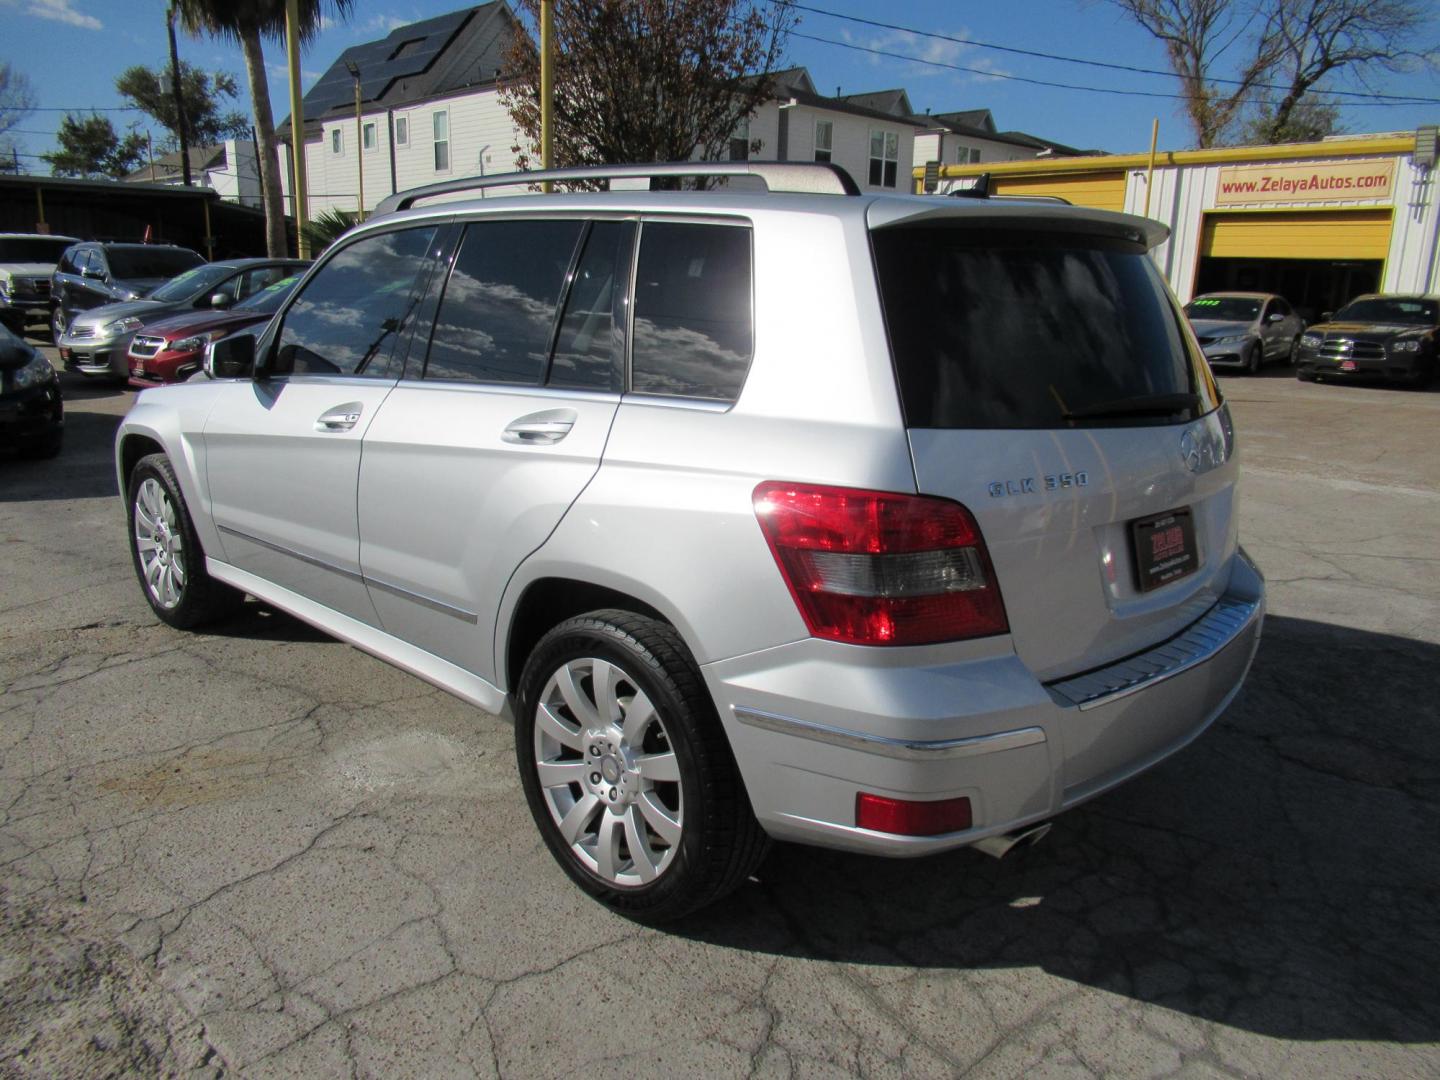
left=784, top=27, right=1436, bottom=107
left=772, top=1, right=1440, bottom=105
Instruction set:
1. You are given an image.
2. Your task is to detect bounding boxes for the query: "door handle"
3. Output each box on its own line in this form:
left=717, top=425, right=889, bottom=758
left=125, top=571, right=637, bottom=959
left=315, top=401, right=364, bottom=432
left=503, top=408, right=577, bottom=445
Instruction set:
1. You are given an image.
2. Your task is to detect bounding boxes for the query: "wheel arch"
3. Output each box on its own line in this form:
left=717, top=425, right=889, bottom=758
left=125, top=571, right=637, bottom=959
left=500, top=575, right=677, bottom=697
left=117, top=429, right=165, bottom=494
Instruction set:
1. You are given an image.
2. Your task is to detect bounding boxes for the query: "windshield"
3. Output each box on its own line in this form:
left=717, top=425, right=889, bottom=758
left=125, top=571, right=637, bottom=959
left=872, top=226, right=1214, bottom=429
left=233, top=274, right=301, bottom=314
left=1332, top=298, right=1439, bottom=326
left=106, top=247, right=205, bottom=282
left=147, top=263, right=235, bottom=302
left=0, top=238, right=73, bottom=264
left=1185, top=296, right=1261, bottom=322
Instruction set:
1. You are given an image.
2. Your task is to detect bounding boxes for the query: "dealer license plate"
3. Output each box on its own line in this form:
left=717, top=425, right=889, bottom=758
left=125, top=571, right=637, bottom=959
left=1131, top=507, right=1198, bottom=592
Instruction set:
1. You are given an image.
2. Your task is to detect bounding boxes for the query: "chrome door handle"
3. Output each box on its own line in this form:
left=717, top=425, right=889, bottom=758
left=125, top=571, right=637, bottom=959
left=503, top=408, right=577, bottom=445
left=315, top=402, right=364, bottom=432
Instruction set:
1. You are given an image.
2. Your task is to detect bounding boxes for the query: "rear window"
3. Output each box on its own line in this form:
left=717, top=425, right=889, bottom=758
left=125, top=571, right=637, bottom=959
left=105, top=247, right=205, bottom=280
left=872, top=227, right=1211, bottom=429
left=1185, top=296, right=1261, bottom=322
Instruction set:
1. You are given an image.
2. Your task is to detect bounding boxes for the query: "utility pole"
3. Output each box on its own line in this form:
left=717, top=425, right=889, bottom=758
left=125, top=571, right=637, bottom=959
left=540, top=0, right=553, bottom=192
left=345, top=60, right=364, bottom=220
left=166, top=2, right=192, bottom=186
left=285, top=0, right=309, bottom=257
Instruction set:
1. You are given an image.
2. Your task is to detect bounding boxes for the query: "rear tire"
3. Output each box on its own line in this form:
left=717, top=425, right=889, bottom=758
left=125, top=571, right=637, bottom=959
left=126, top=453, right=244, bottom=629
left=515, top=609, right=768, bottom=923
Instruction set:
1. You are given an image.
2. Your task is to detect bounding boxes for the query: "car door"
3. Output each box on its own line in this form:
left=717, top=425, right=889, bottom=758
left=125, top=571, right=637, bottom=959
left=74, top=248, right=109, bottom=314
left=204, top=224, right=444, bottom=625
left=358, top=217, right=633, bottom=681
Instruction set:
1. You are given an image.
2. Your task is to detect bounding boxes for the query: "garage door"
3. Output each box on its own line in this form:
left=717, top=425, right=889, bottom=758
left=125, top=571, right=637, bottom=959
left=994, top=171, right=1127, bottom=212
left=1201, top=210, right=1392, bottom=261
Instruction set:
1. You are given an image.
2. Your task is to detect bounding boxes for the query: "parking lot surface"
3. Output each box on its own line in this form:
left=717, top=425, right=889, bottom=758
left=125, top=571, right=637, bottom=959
left=2, top=350, right=1438, bottom=1077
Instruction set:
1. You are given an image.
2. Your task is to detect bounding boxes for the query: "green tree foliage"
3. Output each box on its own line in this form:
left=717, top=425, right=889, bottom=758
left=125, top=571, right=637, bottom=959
left=300, top=207, right=358, bottom=253
left=116, top=60, right=250, bottom=151
left=0, top=63, right=36, bottom=171
left=500, top=0, right=795, bottom=177
left=41, top=114, right=148, bottom=179
left=1243, top=97, right=1344, bottom=145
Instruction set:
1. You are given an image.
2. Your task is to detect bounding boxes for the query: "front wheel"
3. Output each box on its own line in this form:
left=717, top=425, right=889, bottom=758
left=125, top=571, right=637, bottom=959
left=1245, top=342, right=1262, bottom=375
left=515, top=610, right=767, bottom=923
left=126, top=453, right=244, bottom=629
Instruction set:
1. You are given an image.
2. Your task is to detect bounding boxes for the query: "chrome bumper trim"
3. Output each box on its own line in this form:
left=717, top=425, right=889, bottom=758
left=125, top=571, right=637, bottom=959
left=1046, top=592, right=1262, bottom=712
left=732, top=706, right=1046, bottom=761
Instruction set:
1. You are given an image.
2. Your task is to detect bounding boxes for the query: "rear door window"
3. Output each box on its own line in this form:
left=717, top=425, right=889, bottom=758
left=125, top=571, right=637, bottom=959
left=423, top=219, right=583, bottom=385
left=630, top=221, right=753, bottom=402
left=872, top=226, right=1213, bottom=429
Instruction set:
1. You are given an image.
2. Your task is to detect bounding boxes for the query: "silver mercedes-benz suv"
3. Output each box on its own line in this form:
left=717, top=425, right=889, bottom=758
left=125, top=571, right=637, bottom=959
left=115, top=162, right=1264, bottom=922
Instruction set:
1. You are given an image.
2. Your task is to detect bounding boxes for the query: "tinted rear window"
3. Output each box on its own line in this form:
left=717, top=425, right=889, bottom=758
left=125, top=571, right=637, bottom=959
left=872, top=227, right=1207, bottom=429
left=106, top=247, right=205, bottom=280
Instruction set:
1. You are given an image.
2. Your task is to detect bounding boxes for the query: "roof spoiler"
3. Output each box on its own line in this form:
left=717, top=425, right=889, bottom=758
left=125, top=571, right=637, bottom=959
left=374, top=161, right=861, bottom=215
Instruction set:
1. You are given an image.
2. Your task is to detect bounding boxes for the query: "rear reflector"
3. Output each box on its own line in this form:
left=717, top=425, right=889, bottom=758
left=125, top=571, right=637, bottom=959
left=752, top=482, right=1008, bottom=646
left=856, top=792, right=973, bottom=836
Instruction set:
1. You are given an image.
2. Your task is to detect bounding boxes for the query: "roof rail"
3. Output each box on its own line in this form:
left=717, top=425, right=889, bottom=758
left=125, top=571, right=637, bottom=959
left=374, top=160, right=861, bottom=215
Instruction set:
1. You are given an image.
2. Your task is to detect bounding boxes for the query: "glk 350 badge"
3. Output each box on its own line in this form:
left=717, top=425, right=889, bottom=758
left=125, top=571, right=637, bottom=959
left=988, top=472, right=1088, bottom=497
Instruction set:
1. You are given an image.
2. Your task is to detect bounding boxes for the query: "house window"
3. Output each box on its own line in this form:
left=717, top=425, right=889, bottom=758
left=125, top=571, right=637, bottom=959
left=363, top=121, right=376, bottom=150
left=729, top=118, right=750, bottom=161
left=956, top=145, right=981, bottom=165
left=869, top=129, right=898, bottom=188
left=331, top=128, right=342, bottom=155
left=432, top=110, right=449, bottom=172
left=814, top=120, right=833, bottom=163
left=395, top=115, right=408, bottom=146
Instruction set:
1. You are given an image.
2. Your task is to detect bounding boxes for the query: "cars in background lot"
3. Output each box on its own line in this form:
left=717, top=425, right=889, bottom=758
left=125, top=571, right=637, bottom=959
left=128, top=270, right=307, bottom=388
left=114, top=161, right=1264, bottom=921
left=60, top=258, right=308, bottom=381
left=50, top=242, right=205, bottom=344
left=0, top=233, right=80, bottom=336
left=0, top=322, right=62, bottom=458
left=1183, top=292, right=1305, bottom=374
left=1294, top=294, right=1439, bottom=387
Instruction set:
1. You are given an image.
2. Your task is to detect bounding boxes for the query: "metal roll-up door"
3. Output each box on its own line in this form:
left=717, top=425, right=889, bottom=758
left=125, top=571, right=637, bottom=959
left=1201, top=210, right=1393, bottom=261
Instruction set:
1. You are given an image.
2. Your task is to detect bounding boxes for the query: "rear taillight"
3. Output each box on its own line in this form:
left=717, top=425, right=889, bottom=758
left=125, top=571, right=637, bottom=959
left=752, top=482, right=1008, bottom=646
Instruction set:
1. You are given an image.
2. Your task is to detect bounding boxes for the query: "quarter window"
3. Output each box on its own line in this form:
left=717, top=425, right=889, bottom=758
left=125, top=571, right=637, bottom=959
left=274, top=226, right=437, bottom=378
left=869, top=129, right=899, bottom=188
left=423, top=220, right=583, bottom=385
left=631, top=222, right=753, bottom=402
left=331, top=129, right=343, bottom=155
left=433, top=110, right=449, bottom=172
left=814, top=120, right=833, bottom=163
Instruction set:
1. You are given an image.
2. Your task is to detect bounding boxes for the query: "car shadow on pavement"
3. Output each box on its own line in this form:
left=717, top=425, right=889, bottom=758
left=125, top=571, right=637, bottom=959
left=681, top=614, right=1440, bottom=1045
left=0, top=409, right=122, bottom=502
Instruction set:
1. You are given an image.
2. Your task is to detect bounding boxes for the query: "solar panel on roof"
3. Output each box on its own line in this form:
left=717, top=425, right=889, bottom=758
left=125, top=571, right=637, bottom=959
left=300, top=6, right=475, bottom=116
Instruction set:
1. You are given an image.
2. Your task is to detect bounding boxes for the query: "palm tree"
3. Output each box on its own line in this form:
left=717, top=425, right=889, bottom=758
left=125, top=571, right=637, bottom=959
left=173, top=0, right=352, bottom=257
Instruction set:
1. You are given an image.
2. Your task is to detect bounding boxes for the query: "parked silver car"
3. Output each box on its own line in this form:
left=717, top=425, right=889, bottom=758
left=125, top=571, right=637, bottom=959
left=1184, top=292, right=1305, bottom=373
left=115, top=162, right=1265, bottom=921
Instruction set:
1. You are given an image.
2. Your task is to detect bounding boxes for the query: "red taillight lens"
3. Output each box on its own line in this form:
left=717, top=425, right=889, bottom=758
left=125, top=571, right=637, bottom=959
left=855, top=792, right=973, bottom=836
left=752, top=482, right=1008, bottom=646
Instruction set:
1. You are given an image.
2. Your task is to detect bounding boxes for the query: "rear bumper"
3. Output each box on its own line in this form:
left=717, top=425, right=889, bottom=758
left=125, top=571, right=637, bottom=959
left=703, top=549, right=1264, bottom=856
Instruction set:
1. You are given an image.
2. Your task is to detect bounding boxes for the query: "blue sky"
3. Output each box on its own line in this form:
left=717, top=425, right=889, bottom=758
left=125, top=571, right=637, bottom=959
left=2, top=0, right=1438, bottom=168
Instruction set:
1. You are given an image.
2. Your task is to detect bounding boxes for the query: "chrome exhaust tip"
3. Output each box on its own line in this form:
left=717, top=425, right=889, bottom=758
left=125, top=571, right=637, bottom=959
left=972, top=821, right=1052, bottom=860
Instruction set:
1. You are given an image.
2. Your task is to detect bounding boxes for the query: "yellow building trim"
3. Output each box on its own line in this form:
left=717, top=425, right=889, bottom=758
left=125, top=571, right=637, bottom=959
left=992, top=171, right=1127, bottom=212
left=1200, top=209, right=1393, bottom=261
left=913, top=135, right=1417, bottom=185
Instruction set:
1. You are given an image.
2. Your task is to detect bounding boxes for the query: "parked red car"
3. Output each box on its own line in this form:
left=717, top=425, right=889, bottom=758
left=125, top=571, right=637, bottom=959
left=127, top=271, right=306, bottom=388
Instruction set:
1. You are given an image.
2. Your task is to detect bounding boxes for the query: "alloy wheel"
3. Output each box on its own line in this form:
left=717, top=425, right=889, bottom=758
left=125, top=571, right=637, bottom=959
left=133, top=477, right=186, bottom=609
left=532, top=657, right=683, bottom=886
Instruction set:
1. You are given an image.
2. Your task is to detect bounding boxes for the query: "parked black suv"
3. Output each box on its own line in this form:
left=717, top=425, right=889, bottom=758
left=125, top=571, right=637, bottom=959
left=50, top=242, right=205, bottom=344
left=1294, top=294, right=1439, bottom=388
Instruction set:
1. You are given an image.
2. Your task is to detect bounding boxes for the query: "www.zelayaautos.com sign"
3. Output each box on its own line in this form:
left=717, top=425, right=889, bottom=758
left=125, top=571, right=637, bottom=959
left=1214, top=159, right=1396, bottom=206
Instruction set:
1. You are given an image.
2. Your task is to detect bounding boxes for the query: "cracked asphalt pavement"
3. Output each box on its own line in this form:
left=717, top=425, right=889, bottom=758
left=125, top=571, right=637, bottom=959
left=2, top=348, right=1438, bottom=1077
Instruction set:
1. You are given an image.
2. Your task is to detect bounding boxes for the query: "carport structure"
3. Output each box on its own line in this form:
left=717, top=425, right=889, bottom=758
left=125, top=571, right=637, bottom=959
left=919, top=130, right=1438, bottom=324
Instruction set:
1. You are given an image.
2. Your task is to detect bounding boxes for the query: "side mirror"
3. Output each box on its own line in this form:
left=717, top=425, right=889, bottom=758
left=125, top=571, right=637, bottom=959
left=81, top=265, right=103, bottom=280
left=1267, top=312, right=1284, bottom=322
left=209, top=292, right=232, bottom=309
left=204, top=332, right=256, bottom=379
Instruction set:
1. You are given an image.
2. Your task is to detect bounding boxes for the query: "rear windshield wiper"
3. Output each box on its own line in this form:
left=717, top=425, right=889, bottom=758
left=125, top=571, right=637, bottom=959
left=1061, top=392, right=1200, bottom=422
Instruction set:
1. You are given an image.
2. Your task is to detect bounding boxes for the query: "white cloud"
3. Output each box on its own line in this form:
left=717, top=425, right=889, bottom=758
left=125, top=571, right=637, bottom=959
left=363, top=14, right=410, bottom=34
left=23, top=0, right=102, bottom=30
left=840, top=26, right=1012, bottom=86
